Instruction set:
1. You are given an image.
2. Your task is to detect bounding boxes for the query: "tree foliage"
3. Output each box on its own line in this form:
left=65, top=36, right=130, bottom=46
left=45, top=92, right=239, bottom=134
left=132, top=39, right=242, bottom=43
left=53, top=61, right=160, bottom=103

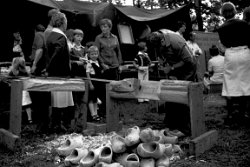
left=89, top=0, right=250, bottom=31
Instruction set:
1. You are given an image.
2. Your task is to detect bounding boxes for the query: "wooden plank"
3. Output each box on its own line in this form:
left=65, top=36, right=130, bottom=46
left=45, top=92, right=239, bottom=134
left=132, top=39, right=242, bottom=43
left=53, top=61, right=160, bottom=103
left=109, top=79, right=189, bottom=104
left=137, top=80, right=160, bottom=100
left=188, top=82, right=205, bottom=138
left=159, top=90, right=188, bottom=104
left=73, top=81, right=89, bottom=132
left=9, top=80, right=23, bottom=136
left=106, top=84, right=120, bottom=132
left=87, top=122, right=107, bottom=134
left=0, top=128, right=21, bottom=151
left=189, top=130, right=218, bottom=156
left=23, top=78, right=85, bottom=92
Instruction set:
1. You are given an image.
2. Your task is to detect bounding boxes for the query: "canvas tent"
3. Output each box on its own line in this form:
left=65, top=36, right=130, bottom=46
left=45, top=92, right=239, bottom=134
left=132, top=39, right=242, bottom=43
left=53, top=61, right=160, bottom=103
left=3, top=0, right=191, bottom=62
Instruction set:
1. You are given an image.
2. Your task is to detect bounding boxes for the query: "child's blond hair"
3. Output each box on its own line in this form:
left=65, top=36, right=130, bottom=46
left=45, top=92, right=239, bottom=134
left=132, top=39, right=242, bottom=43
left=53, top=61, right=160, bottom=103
left=87, top=46, right=99, bottom=58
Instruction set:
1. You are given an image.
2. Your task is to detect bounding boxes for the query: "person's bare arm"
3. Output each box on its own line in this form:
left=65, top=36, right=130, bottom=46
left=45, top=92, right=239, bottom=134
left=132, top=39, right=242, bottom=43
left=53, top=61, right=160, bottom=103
left=31, top=48, right=43, bottom=73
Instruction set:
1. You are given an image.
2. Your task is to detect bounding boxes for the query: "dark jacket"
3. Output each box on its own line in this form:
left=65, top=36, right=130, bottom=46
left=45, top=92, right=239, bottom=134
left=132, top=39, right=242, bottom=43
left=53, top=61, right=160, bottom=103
left=46, top=31, right=71, bottom=77
left=217, top=19, right=250, bottom=48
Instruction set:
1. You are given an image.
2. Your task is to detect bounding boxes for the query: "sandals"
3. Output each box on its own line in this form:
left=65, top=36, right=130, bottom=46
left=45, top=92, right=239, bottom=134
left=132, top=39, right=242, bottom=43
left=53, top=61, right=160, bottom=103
left=92, top=115, right=101, bottom=122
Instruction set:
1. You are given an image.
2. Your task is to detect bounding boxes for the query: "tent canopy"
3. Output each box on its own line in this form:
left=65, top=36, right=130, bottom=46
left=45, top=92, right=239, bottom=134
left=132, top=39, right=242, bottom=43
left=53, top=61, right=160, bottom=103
left=3, top=0, right=191, bottom=62
left=27, top=0, right=190, bottom=26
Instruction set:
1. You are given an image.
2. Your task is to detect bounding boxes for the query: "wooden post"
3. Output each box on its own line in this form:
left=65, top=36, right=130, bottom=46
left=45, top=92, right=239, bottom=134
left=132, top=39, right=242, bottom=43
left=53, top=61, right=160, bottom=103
left=106, top=84, right=119, bottom=132
left=9, top=80, right=23, bottom=136
left=188, top=82, right=205, bottom=138
left=74, top=80, right=89, bottom=132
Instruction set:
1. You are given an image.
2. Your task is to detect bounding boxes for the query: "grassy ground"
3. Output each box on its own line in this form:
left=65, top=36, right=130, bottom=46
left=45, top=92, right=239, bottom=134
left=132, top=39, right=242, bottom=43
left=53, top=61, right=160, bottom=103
left=0, top=93, right=250, bottom=167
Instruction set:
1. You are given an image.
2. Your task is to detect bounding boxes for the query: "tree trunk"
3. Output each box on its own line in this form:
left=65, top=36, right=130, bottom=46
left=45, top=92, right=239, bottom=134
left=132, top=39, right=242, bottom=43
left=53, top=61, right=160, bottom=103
left=195, top=0, right=203, bottom=31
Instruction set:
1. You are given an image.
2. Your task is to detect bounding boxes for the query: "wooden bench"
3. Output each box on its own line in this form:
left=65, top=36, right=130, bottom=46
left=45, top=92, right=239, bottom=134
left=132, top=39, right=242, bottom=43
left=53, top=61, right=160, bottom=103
left=0, top=77, right=89, bottom=150
left=106, top=79, right=205, bottom=138
left=105, top=79, right=218, bottom=156
left=208, top=83, right=223, bottom=94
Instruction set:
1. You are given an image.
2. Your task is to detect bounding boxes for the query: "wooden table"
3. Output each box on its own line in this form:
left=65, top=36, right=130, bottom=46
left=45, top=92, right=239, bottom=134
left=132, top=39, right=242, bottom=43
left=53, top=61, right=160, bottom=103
left=106, top=79, right=205, bottom=138
left=8, top=77, right=87, bottom=135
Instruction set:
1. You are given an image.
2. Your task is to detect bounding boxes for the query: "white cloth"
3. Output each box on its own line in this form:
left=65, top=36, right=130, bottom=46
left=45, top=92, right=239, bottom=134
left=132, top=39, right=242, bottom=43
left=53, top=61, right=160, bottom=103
left=186, top=41, right=202, bottom=57
left=86, top=60, right=99, bottom=75
left=138, top=66, right=149, bottom=102
left=208, top=55, right=224, bottom=83
left=22, top=90, right=32, bottom=106
left=138, top=66, right=149, bottom=81
left=222, top=46, right=250, bottom=97
left=51, top=92, right=74, bottom=108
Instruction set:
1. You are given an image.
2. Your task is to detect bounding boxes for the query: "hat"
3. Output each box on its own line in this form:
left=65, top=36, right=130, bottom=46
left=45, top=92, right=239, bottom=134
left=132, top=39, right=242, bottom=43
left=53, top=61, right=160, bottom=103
left=74, top=29, right=84, bottom=36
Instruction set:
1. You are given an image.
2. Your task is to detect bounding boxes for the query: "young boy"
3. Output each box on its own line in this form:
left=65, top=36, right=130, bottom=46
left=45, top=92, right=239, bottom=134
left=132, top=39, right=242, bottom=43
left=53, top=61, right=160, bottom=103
left=86, top=46, right=103, bottom=122
left=133, top=41, right=152, bottom=102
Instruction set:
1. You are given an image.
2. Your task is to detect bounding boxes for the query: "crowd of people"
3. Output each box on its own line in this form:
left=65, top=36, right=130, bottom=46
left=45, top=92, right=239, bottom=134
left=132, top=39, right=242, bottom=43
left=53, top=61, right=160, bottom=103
left=7, top=2, right=250, bottom=134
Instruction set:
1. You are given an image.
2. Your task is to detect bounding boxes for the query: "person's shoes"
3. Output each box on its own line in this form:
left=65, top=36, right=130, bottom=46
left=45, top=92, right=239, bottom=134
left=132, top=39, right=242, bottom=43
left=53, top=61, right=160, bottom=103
left=56, top=135, right=84, bottom=156
left=99, top=144, right=113, bottom=164
left=136, top=141, right=165, bottom=159
left=116, top=153, right=140, bottom=167
left=64, top=147, right=88, bottom=166
left=28, top=119, right=33, bottom=124
left=91, top=115, right=102, bottom=122
left=139, top=128, right=155, bottom=143
left=140, top=158, right=155, bottom=167
left=111, top=135, right=127, bottom=153
left=125, top=126, right=140, bottom=147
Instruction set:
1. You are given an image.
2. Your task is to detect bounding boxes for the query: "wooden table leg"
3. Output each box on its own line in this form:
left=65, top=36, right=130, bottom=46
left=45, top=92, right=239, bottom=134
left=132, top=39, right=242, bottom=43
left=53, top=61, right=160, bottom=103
left=9, top=80, right=23, bottom=136
left=188, top=82, right=205, bottom=138
left=106, top=84, right=119, bottom=132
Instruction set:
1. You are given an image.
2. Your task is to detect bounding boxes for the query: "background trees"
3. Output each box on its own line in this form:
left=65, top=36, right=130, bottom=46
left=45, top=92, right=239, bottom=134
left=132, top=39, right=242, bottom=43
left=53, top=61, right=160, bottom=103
left=89, top=0, right=250, bottom=32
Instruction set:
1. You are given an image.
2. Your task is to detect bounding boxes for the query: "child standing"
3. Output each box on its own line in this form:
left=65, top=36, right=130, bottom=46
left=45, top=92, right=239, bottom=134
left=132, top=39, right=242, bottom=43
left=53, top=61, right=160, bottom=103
left=86, top=46, right=103, bottom=122
left=8, top=57, right=33, bottom=124
left=133, top=41, right=152, bottom=102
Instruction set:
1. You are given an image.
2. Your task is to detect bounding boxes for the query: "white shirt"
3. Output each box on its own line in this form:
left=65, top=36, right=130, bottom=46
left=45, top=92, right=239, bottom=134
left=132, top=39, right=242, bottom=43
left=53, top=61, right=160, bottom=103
left=187, top=41, right=202, bottom=57
left=208, top=55, right=224, bottom=83
left=86, top=60, right=99, bottom=75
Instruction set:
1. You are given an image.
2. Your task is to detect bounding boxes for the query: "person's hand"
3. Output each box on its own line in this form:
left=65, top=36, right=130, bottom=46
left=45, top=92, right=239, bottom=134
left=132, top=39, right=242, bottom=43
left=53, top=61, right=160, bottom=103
left=169, top=76, right=178, bottom=80
left=102, top=64, right=109, bottom=70
left=195, top=50, right=201, bottom=55
left=76, top=61, right=84, bottom=65
left=79, top=57, right=87, bottom=62
left=90, top=84, right=94, bottom=90
left=162, top=64, right=171, bottom=74
left=30, top=65, right=36, bottom=74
